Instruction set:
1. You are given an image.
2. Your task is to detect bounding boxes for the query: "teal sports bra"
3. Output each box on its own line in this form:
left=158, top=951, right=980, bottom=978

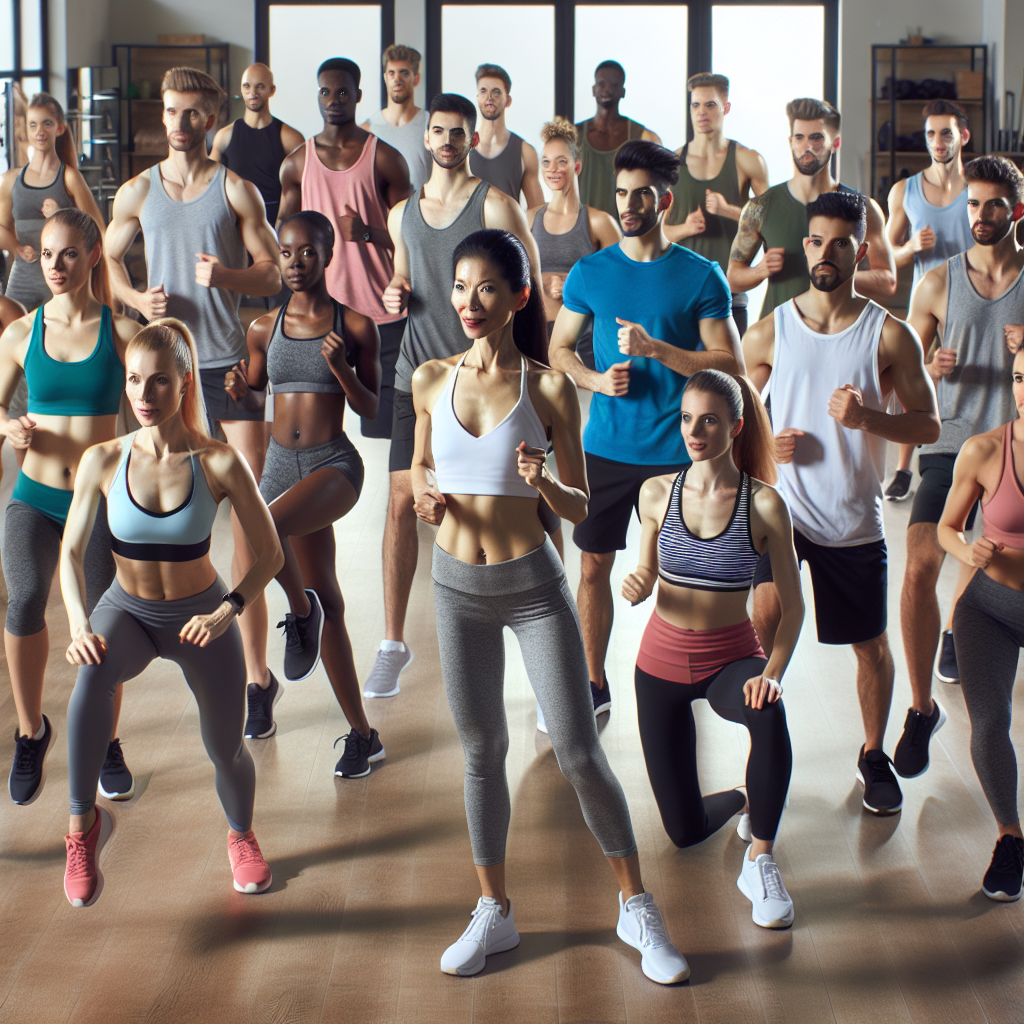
left=24, top=304, right=123, bottom=416
left=107, top=433, right=220, bottom=562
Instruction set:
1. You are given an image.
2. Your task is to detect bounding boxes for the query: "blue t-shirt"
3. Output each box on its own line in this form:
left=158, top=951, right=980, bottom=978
left=562, top=243, right=732, bottom=465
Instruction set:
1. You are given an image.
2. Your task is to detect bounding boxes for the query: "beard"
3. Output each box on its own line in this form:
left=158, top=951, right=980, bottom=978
left=480, top=107, right=502, bottom=121
left=167, top=127, right=206, bottom=152
left=928, top=142, right=959, bottom=165
left=793, top=149, right=829, bottom=176
left=389, top=84, right=410, bottom=103
left=431, top=145, right=468, bottom=169
left=809, top=261, right=848, bottom=292
left=620, top=207, right=660, bottom=237
left=971, top=219, right=1013, bottom=246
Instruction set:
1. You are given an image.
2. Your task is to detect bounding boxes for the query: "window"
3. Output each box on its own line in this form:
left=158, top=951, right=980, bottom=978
left=1, top=0, right=49, bottom=172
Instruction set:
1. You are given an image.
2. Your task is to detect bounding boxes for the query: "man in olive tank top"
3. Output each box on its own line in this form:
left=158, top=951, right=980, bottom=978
left=575, top=61, right=661, bottom=217
left=665, top=72, right=769, bottom=337
left=728, top=98, right=896, bottom=320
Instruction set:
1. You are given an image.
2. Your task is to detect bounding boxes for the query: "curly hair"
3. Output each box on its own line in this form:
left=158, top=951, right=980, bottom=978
left=540, top=118, right=579, bottom=160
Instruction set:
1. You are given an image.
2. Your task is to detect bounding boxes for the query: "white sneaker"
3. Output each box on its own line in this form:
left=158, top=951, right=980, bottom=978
left=363, top=643, right=413, bottom=698
left=536, top=702, right=548, bottom=734
left=736, top=812, right=752, bottom=843
left=616, top=891, right=690, bottom=984
left=440, top=897, right=520, bottom=976
left=737, top=852, right=794, bottom=929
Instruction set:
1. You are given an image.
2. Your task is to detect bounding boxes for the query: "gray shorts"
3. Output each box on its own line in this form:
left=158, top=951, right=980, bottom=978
left=259, top=433, right=364, bottom=505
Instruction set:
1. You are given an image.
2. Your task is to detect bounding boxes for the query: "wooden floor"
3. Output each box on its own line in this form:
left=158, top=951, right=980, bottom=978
left=1, top=407, right=1023, bottom=1024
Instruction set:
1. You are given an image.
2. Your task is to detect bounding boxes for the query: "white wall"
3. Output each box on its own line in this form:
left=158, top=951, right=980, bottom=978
left=66, top=0, right=111, bottom=69
left=1006, top=0, right=1024, bottom=137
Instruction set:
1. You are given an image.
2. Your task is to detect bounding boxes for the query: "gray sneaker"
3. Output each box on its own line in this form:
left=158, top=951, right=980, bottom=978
left=363, top=644, right=413, bottom=698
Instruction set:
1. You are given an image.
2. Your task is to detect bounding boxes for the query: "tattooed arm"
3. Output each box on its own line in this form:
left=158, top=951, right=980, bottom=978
left=727, top=193, right=781, bottom=293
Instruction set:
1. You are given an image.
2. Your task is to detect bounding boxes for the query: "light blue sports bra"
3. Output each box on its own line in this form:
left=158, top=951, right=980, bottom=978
left=106, top=433, right=220, bottom=562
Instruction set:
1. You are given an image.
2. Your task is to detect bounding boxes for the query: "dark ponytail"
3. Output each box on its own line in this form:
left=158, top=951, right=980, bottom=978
left=452, top=229, right=548, bottom=364
left=684, top=369, right=777, bottom=484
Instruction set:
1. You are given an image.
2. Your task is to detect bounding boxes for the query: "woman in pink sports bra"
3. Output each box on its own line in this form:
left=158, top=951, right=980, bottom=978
left=938, top=346, right=1024, bottom=903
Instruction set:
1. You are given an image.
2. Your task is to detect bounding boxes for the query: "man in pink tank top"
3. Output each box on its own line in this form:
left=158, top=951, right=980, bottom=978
left=279, top=57, right=413, bottom=440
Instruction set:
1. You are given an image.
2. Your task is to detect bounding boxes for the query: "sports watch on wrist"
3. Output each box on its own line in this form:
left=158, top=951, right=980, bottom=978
left=362, top=228, right=372, bottom=243
left=222, top=591, right=246, bottom=615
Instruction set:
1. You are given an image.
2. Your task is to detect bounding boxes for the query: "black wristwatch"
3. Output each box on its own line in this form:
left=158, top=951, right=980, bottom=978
left=222, top=591, right=246, bottom=615
left=362, top=228, right=372, bottom=243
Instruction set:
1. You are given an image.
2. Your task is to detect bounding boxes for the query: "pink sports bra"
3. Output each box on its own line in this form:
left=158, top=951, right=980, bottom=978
left=430, top=353, right=548, bottom=499
left=981, top=422, right=1024, bottom=550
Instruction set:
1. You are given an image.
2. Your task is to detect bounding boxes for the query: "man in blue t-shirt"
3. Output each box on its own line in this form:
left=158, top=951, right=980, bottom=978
left=550, top=139, right=742, bottom=715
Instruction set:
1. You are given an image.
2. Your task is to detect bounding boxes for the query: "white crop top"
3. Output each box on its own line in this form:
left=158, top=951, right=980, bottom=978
left=430, top=353, right=548, bottom=498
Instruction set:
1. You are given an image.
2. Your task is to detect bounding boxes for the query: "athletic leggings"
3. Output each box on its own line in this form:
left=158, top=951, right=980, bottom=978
left=635, top=660, right=792, bottom=845
left=432, top=540, right=637, bottom=866
left=67, top=576, right=255, bottom=832
left=954, top=570, right=1024, bottom=826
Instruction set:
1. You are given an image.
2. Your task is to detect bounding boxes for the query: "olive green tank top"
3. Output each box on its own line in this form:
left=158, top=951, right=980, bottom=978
left=575, top=117, right=645, bottom=217
left=757, top=181, right=857, bottom=319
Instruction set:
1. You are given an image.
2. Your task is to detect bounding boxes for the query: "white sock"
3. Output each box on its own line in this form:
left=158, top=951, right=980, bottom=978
left=380, top=639, right=406, bottom=653
left=33, top=719, right=46, bottom=741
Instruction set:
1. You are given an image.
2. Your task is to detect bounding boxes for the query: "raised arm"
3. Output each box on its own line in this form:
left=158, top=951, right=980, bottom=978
left=208, top=174, right=281, bottom=297
left=223, top=311, right=274, bottom=411
left=520, top=142, right=544, bottom=209
left=320, top=307, right=381, bottom=420
left=728, top=194, right=778, bottom=293
left=276, top=143, right=305, bottom=230
left=853, top=197, right=898, bottom=300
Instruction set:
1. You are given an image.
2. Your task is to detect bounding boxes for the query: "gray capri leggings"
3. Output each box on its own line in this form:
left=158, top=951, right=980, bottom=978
left=432, top=539, right=637, bottom=866
left=67, top=576, right=255, bottom=832
left=260, top=433, right=364, bottom=506
left=3, top=497, right=115, bottom=636
left=953, top=570, right=1024, bottom=827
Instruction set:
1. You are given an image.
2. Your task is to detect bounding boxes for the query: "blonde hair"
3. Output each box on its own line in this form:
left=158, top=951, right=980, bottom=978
left=126, top=319, right=210, bottom=440
left=540, top=118, right=579, bottom=161
left=28, top=92, right=77, bottom=166
left=160, top=67, right=224, bottom=114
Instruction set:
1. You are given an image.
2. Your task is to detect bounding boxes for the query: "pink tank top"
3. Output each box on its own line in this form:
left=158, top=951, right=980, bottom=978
left=300, top=134, right=401, bottom=324
left=982, top=422, right=1024, bottom=550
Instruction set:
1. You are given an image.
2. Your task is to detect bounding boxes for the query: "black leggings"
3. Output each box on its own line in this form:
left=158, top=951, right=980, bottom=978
left=635, top=659, right=792, bottom=845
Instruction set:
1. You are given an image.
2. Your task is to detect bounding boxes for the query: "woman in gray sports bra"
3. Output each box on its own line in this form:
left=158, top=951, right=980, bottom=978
left=226, top=211, right=385, bottom=779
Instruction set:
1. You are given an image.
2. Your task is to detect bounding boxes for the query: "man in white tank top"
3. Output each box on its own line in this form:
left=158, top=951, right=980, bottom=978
left=744, top=191, right=940, bottom=817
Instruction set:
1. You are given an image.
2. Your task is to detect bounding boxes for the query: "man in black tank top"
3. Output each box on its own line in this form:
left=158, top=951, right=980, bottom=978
left=468, top=64, right=543, bottom=207
left=211, top=63, right=304, bottom=230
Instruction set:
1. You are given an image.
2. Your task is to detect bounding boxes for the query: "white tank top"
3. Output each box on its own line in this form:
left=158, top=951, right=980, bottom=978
left=763, top=299, right=889, bottom=547
left=430, top=353, right=548, bottom=498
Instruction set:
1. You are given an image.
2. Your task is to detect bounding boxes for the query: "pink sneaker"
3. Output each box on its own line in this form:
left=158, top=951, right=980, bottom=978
left=64, top=807, right=113, bottom=907
left=228, top=831, right=272, bottom=893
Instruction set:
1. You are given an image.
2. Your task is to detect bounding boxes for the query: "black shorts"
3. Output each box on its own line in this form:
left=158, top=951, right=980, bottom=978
left=200, top=365, right=265, bottom=425
left=909, top=452, right=979, bottom=530
left=388, top=388, right=416, bottom=473
left=753, top=529, right=887, bottom=646
left=362, top=319, right=406, bottom=441
left=573, top=453, right=685, bottom=553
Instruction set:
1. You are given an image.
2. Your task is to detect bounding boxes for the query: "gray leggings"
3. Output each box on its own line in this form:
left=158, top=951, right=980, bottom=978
left=3, top=497, right=115, bottom=636
left=954, top=570, right=1024, bottom=827
left=67, top=576, right=255, bottom=832
left=432, top=540, right=637, bottom=866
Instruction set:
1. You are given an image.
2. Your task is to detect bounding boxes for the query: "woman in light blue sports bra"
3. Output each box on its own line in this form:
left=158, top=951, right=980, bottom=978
left=58, top=318, right=284, bottom=909
left=409, top=229, right=689, bottom=985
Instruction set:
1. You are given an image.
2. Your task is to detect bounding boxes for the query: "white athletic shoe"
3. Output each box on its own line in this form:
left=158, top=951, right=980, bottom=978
left=616, top=891, right=690, bottom=984
left=536, top=702, right=548, bottom=734
left=736, top=812, right=752, bottom=842
left=363, top=643, right=413, bottom=698
left=737, top=852, right=794, bottom=929
left=440, top=897, right=520, bottom=976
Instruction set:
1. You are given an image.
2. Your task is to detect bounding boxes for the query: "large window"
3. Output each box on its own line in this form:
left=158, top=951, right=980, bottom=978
left=1, top=0, right=49, bottom=172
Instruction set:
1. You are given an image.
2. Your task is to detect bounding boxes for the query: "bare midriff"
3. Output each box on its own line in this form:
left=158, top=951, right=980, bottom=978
left=22, top=412, right=118, bottom=489
left=435, top=495, right=546, bottom=564
left=654, top=578, right=753, bottom=632
left=271, top=392, right=346, bottom=449
left=112, top=552, right=218, bottom=603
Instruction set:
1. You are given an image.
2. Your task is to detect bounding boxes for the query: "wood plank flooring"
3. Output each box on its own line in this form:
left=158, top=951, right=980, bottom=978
left=0, top=407, right=1022, bottom=1024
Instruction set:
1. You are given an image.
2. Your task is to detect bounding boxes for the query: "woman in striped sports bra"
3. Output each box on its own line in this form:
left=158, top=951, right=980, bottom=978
left=622, top=369, right=804, bottom=929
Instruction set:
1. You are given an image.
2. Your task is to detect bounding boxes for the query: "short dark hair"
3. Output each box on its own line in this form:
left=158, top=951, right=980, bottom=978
left=317, top=57, right=361, bottom=88
left=786, top=97, right=841, bottom=133
left=964, top=156, right=1024, bottom=206
left=687, top=72, right=729, bottom=98
left=595, top=60, right=625, bottom=82
left=923, top=99, right=968, bottom=131
left=475, top=63, right=511, bottom=92
left=429, top=92, right=477, bottom=133
left=614, top=139, right=680, bottom=193
left=280, top=210, right=335, bottom=258
left=806, top=190, right=867, bottom=244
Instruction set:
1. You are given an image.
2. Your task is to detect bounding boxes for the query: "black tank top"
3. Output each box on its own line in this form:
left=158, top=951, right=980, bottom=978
left=221, top=117, right=286, bottom=224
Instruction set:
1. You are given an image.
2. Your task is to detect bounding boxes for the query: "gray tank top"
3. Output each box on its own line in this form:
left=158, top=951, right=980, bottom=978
left=393, top=180, right=490, bottom=392
left=6, top=162, right=75, bottom=310
left=469, top=134, right=524, bottom=199
left=139, top=164, right=247, bottom=369
left=267, top=297, right=345, bottom=393
left=902, top=173, right=972, bottom=293
left=921, top=253, right=1023, bottom=456
left=530, top=204, right=595, bottom=274
left=366, top=108, right=432, bottom=190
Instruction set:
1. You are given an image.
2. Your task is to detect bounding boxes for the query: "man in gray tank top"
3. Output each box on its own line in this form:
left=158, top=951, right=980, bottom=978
left=361, top=92, right=542, bottom=699
left=468, top=64, right=543, bottom=207
left=105, top=66, right=282, bottom=699
left=360, top=44, right=432, bottom=191
left=895, top=156, right=1024, bottom=781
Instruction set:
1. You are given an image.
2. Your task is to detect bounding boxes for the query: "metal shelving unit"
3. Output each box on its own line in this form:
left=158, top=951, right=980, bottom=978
left=67, top=65, right=121, bottom=219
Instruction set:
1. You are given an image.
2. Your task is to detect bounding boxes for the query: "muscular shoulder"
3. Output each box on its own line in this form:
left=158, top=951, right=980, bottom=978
left=638, top=472, right=674, bottom=518
left=113, top=169, right=152, bottom=213
left=111, top=313, right=142, bottom=348
left=734, top=143, right=766, bottom=174
left=224, top=169, right=264, bottom=209
left=886, top=176, right=908, bottom=210
left=483, top=184, right=521, bottom=220
left=1, top=309, right=34, bottom=349
left=79, top=438, right=127, bottom=485
left=751, top=478, right=788, bottom=520
left=880, top=310, right=920, bottom=352
left=247, top=310, right=277, bottom=349
left=212, top=122, right=234, bottom=152
left=743, top=311, right=776, bottom=350
left=0, top=295, right=27, bottom=330
left=532, top=362, right=576, bottom=404
left=917, top=261, right=950, bottom=306
left=198, top=437, right=244, bottom=487
left=279, top=122, right=305, bottom=153
left=411, top=356, right=456, bottom=399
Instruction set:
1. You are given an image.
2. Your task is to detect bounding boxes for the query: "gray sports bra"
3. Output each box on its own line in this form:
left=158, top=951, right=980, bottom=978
left=266, top=298, right=346, bottom=394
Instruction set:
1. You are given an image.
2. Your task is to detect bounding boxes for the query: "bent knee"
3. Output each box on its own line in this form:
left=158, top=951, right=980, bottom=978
left=5, top=592, right=48, bottom=637
left=579, top=552, right=615, bottom=587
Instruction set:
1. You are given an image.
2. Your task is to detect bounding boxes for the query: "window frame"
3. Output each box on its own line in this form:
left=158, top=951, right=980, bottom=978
left=0, top=0, right=49, bottom=84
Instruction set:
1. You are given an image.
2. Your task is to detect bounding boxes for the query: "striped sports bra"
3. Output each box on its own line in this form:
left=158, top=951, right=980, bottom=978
left=657, top=468, right=760, bottom=592
left=266, top=297, right=346, bottom=394
left=107, top=433, right=220, bottom=562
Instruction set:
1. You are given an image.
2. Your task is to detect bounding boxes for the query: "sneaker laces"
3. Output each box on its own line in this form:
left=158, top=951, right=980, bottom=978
left=759, top=859, right=789, bottom=902
left=633, top=900, right=670, bottom=950
left=277, top=614, right=303, bottom=654
left=65, top=832, right=91, bottom=876
left=247, top=685, right=268, bottom=719
left=334, top=731, right=366, bottom=761
left=991, top=836, right=1024, bottom=875
left=864, top=754, right=896, bottom=786
left=103, top=739, right=126, bottom=773
left=461, top=900, right=505, bottom=946
left=905, top=709, right=930, bottom=747
left=12, top=732, right=39, bottom=775
left=229, top=832, right=264, bottom=866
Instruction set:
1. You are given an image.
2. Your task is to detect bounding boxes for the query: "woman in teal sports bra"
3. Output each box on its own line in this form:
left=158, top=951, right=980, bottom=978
left=0, top=209, right=140, bottom=807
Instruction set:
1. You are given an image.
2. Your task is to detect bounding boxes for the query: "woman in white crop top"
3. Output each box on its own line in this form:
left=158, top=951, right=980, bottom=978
left=410, top=229, right=689, bottom=985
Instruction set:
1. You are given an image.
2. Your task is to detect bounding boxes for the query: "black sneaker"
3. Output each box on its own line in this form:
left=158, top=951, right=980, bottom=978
left=279, top=589, right=324, bottom=682
left=856, top=746, right=903, bottom=815
left=884, top=469, right=913, bottom=501
left=592, top=676, right=612, bottom=717
left=245, top=672, right=282, bottom=739
left=333, top=728, right=385, bottom=779
left=98, top=738, right=135, bottom=800
left=982, top=835, right=1024, bottom=902
left=9, top=715, right=54, bottom=805
left=934, top=630, right=960, bottom=684
left=893, top=700, right=947, bottom=779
